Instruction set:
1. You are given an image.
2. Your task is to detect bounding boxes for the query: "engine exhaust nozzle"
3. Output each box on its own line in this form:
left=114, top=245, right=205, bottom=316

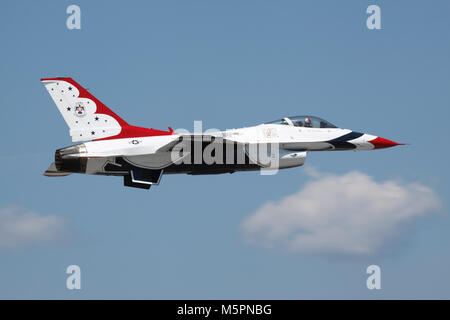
left=55, top=144, right=88, bottom=173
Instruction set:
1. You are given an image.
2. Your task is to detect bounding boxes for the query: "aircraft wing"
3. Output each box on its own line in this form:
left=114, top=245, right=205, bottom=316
left=120, top=134, right=239, bottom=189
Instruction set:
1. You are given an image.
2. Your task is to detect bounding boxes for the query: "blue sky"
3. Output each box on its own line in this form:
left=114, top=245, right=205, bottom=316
left=0, top=0, right=449, bottom=299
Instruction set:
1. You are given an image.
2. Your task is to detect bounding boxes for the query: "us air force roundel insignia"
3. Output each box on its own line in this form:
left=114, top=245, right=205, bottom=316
left=74, top=102, right=86, bottom=117
left=130, top=139, right=141, bottom=145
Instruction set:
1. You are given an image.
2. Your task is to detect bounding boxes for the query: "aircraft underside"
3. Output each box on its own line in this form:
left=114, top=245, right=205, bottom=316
left=114, top=158, right=262, bottom=189
left=54, top=142, right=278, bottom=189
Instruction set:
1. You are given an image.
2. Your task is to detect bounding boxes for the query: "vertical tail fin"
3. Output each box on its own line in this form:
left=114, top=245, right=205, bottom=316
left=41, top=77, right=128, bottom=142
left=41, top=77, right=173, bottom=142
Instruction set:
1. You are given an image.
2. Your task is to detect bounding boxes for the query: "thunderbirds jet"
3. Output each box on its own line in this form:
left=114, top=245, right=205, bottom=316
left=41, top=77, right=403, bottom=189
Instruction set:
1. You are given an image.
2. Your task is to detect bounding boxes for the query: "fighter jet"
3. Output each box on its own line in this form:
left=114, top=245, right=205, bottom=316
left=41, top=77, right=403, bottom=189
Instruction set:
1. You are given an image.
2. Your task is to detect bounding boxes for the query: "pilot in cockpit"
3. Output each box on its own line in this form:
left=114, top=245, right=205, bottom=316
left=304, top=117, right=312, bottom=127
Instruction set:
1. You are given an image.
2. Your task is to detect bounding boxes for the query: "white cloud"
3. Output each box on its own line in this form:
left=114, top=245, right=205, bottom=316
left=241, top=169, right=441, bottom=257
left=0, top=206, right=66, bottom=247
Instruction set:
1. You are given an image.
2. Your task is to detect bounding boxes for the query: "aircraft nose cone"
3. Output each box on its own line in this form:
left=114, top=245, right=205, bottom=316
left=369, top=137, right=404, bottom=149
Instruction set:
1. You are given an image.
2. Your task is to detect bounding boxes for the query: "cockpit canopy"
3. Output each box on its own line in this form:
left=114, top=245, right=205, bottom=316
left=265, top=116, right=337, bottom=129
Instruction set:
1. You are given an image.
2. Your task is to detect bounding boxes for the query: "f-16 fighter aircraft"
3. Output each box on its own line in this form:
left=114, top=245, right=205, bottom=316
left=41, top=77, right=404, bottom=189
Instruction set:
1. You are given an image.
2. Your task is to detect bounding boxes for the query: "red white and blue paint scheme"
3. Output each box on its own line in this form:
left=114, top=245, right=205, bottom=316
left=42, top=77, right=403, bottom=189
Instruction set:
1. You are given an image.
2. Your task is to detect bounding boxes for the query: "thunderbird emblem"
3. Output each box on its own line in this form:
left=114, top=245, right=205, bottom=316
left=74, top=102, right=86, bottom=117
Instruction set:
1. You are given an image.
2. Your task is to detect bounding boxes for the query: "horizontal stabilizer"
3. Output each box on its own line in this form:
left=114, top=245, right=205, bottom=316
left=44, top=162, right=71, bottom=177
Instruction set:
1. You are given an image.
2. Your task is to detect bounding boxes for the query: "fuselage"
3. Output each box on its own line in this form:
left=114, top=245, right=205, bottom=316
left=53, top=120, right=401, bottom=178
